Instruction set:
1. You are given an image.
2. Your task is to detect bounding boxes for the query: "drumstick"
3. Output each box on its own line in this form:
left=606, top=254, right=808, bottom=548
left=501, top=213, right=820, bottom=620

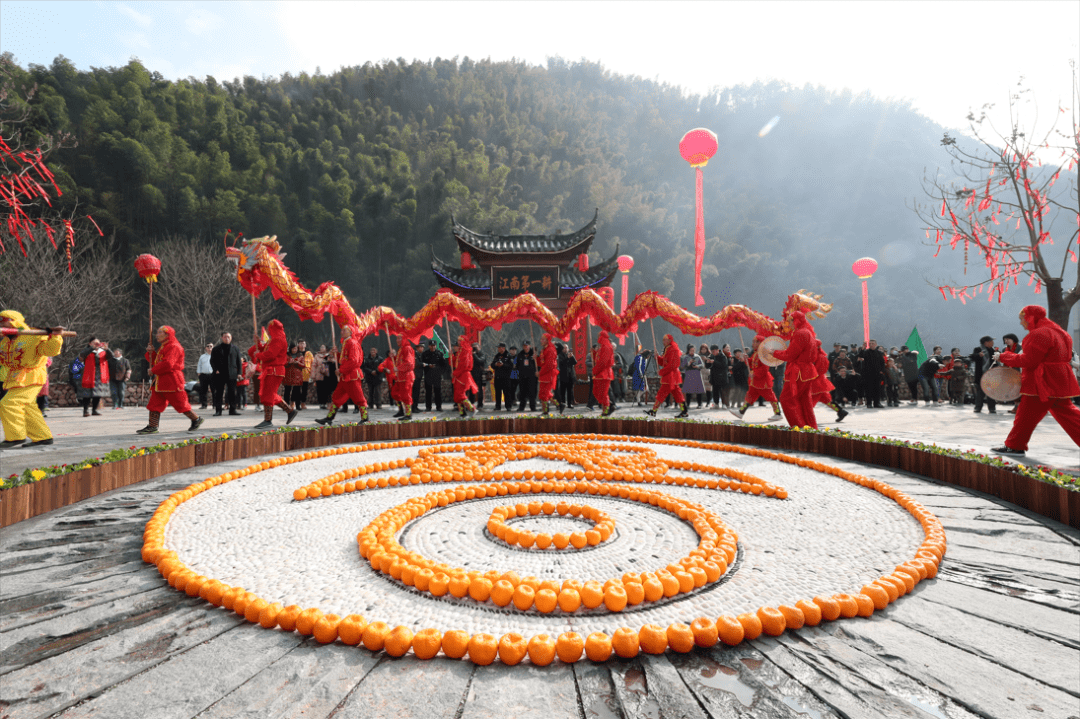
left=0, top=329, right=77, bottom=337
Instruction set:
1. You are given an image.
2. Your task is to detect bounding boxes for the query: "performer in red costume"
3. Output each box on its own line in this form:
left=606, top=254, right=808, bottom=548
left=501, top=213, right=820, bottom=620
left=810, top=340, right=848, bottom=423
left=592, top=330, right=615, bottom=417
left=137, top=326, right=204, bottom=435
left=646, top=334, right=688, bottom=418
left=249, top=319, right=297, bottom=430
left=538, top=333, right=562, bottom=415
left=394, top=339, right=416, bottom=421
left=729, top=334, right=782, bottom=422
left=316, top=325, right=368, bottom=425
left=451, top=334, right=478, bottom=417
left=992, top=304, right=1080, bottom=455
left=771, top=309, right=819, bottom=428
left=379, top=349, right=398, bottom=416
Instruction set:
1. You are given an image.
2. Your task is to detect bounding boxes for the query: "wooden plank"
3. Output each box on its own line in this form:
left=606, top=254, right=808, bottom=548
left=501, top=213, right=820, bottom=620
left=574, top=661, right=625, bottom=719
left=334, top=656, right=473, bottom=719
left=609, top=655, right=708, bottom=719
left=194, top=639, right=380, bottom=719
left=460, top=662, right=581, bottom=719
left=53, top=622, right=304, bottom=719
left=0, top=568, right=165, bottom=633
left=0, top=604, right=245, bottom=719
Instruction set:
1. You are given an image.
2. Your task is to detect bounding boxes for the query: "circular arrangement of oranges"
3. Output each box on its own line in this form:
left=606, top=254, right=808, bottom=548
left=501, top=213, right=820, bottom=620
left=486, top=502, right=615, bottom=551
left=142, top=432, right=946, bottom=666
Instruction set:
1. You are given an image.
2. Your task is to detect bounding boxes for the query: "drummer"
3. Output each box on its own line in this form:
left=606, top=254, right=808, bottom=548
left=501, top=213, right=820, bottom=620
left=991, top=305, right=1080, bottom=456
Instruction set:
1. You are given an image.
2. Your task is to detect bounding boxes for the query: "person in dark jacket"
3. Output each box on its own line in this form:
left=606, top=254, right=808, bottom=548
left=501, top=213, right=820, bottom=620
left=729, top=349, right=750, bottom=405
left=899, top=346, right=920, bottom=404
left=706, top=345, right=729, bottom=408
left=107, top=347, right=131, bottom=410
left=970, top=336, right=997, bottom=414
left=362, top=347, right=384, bottom=409
left=490, top=343, right=512, bottom=410
left=857, top=340, right=887, bottom=408
left=516, top=340, right=538, bottom=411
left=557, top=344, right=577, bottom=409
left=210, top=332, right=243, bottom=415
left=507, top=346, right=520, bottom=410
left=918, top=354, right=942, bottom=406
left=420, top=340, right=444, bottom=411
left=411, top=343, right=424, bottom=412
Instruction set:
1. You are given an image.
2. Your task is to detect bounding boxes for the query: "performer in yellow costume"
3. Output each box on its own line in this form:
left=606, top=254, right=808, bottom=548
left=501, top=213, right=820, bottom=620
left=0, top=310, right=64, bottom=449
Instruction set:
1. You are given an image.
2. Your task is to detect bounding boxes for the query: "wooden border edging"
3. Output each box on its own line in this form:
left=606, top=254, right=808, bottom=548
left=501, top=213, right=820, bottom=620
left=2, top=419, right=1076, bottom=529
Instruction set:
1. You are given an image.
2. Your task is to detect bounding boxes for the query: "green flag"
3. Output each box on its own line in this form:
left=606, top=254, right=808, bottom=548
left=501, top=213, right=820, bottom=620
left=432, top=330, right=450, bottom=358
left=905, top=326, right=928, bottom=363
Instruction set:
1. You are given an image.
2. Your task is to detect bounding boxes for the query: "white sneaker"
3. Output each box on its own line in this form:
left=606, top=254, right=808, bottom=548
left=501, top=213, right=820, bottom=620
left=766, top=413, right=782, bottom=422
left=728, top=407, right=744, bottom=420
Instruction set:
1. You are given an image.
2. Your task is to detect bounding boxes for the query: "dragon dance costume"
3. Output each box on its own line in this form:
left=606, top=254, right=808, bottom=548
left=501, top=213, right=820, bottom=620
left=452, top=334, right=478, bottom=417
left=592, top=330, right=615, bottom=416
left=772, top=310, right=819, bottom=429
left=137, top=325, right=203, bottom=435
left=730, top=334, right=782, bottom=422
left=0, top=310, right=63, bottom=448
left=316, top=326, right=368, bottom=425
left=647, top=335, right=688, bottom=418
left=248, top=319, right=296, bottom=429
left=537, top=334, right=562, bottom=415
left=394, top=342, right=416, bottom=421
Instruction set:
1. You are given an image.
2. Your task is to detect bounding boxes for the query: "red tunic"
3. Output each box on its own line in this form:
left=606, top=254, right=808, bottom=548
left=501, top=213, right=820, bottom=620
left=145, top=327, right=185, bottom=392
left=337, top=335, right=363, bottom=382
left=773, top=326, right=818, bottom=383
left=538, top=343, right=558, bottom=385
left=1000, top=316, right=1080, bottom=401
left=593, top=337, right=614, bottom=380
left=250, top=320, right=287, bottom=379
left=452, top=343, right=478, bottom=402
left=393, top=344, right=415, bottom=404
left=748, top=354, right=773, bottom=390
left=811, top=345, right=835, bottom=399
left=658, top=343, right=682, bottom=386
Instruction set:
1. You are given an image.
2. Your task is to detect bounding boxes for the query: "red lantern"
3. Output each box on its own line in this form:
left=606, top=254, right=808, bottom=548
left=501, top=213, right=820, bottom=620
left=460, top=251, right=473, bottom=270
left=679, top=128, right=718, bottom=307
left=134, top=253, right=161, bottom=283
left=578, top=253, right=589, bottom=272
left=851, top=257, right=878, bottom=344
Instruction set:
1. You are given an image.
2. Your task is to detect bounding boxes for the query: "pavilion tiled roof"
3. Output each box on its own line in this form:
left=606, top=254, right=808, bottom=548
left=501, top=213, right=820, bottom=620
left=431, top=245, right=620, bottom=293
left=452, top=209, right=598, bottom=255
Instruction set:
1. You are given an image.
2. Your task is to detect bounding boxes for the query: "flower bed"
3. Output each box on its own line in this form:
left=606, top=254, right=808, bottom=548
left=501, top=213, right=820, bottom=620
left=2, top=418, right=1076, bottom=528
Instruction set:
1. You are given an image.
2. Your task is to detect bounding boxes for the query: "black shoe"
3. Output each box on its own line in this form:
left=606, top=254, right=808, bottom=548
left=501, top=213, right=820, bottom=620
left=286, top=409, right=298, bottom=425
left=229, top=410, right=241, bottom=416
left=393, top=410, right=404, bottom=418
left=135, top=426, right=158, bottom=435
left=24, top=438, right=54, bottom=447
left=359, top=414, right=369, bottom=424
left=991, top=445, right=1025, bottom=456
left=873, top=403, right=884, bottom=409
left=188, top=416, right=204, bottom=432
left=254, top=420, right=274, bottom=430
left=92, top=409, right=103, bottom=416
left=675, top=408, right=689, bottom=418
left=1, top=439, right=26, bottom=449
left=213, top=411, right=222, bottom=416
left=397, top=415, right=412, bottom=422
left=644, top=409, right=657, bottom=417
left=837, top=408, right=849, bottom=423
left=315, top=416, right=333, bottom=426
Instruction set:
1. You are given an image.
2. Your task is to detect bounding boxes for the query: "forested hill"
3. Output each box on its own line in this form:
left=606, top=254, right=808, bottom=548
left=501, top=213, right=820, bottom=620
left=6, top=55, right=1024, bottom=346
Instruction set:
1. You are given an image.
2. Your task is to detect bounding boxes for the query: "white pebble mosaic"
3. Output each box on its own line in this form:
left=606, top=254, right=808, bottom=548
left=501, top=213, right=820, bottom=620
left=163, top=436, right=925, bottom=636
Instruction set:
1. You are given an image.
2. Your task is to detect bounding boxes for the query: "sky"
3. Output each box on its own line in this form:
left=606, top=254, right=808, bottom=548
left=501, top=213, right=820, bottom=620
left=1, top=0, right=1078, bottom=135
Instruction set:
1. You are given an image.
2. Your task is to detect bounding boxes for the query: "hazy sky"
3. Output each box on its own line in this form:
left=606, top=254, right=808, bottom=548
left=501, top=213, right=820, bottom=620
left=2, top=0, right=1077, bottom=134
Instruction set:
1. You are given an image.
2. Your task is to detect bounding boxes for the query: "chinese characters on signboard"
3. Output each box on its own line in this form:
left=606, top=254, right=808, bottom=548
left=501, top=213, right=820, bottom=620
left=491, top=266, right=561, bottom=300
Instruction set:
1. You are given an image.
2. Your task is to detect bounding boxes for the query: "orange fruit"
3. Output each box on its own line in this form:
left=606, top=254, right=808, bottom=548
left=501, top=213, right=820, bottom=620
left=337, top=614, right=368, bottom=646
left=569, top=532, right=588, bottom=549
left=623, top=582, right=645, bottom=606
left=812, top=596, right=841, bottom=622
left=528, top=634, right=557, bottom=666
left=673, top=571, right=695, bottom=593
left=313, top=614, right=342, bottom=644
left=490, top=580, right=515, bottom=607
left=861, top=584, right=890, bottom=610
left=874, top=578, right=900, bottom=603
left=535, top=533, right=553, bottom=550
left=638, top=624, right=668, bottom=655
left=853, top=594, right=875, bottom=618
left=584, top=632, right=612, bottom=662
left=880, top=574, right=907, bottom=598
left=666, top=623, right=695, bottom=653
left=757, top=607, right=786, bottom=637
left=429, top=573, right=450, bottom=597
left=257, top=602, right=283, bottom=629
left=580, top=583, right=605, bottom=609
left=513, top=584, right=536, bottom=611
left=641, top=577, right=664, bottom=602
left=244, top=598, right=268, bottom=624
left=295, top=608, right=324, bottom=636
left=737, top=613, right=763, bottom=641
left=468, top=633, right=498, bottom=665
left=414, top=568, right=434, bottom=592
left=690, top=617, right=718, bottom=648
left=893, top=571, right=916, bottom=593
left=558, top=588, right=582, bottom=613
left=659, top=574, right=681, bottom=598
left=468, top=577, right=493, bottom=603
left=534, top=588, right=559, bottom=613
left=556, top=632, right=585, bottom=663
left=448, top=575, right=471, bottom=599
left=442, top=629, right=470, bottom=659
left=716, top=615, right=745, bottom=646
left=603, top=585, right=628, bottom=612
left=552, top=533, right=570, bottom=550
left=384, top=625, right=414, bottom=657
left=611, top=627, right=640, bottom=658
left=412, top=628, right=442, bottom=660
left=778, top=605, right=805, bottom=630
left=498, top=633, right=528, bottom=665
left=795, top=600, right=822, bottom=626
left=834, top=594, right=859, bottom=619
left=362, top=621, right=391, bottom=651
left=275, top=605, right=303, bottom=632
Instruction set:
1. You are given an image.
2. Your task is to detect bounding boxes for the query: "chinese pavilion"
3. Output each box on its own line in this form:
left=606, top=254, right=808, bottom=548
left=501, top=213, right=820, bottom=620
left=431, top=209, right=619, bottom=311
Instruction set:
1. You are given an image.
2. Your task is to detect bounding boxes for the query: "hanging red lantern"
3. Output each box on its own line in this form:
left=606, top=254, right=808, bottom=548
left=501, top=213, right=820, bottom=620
left=617, top=255, right=634, bottom=345
left=679, top=128, right=718, bottom=307
left=578, top=253, right=589, bottom=272
left=134, top=253, right=162, bottom=283
left=851, top=257, right=878, bottom=345
left=460, top=251, right=473, bottom=270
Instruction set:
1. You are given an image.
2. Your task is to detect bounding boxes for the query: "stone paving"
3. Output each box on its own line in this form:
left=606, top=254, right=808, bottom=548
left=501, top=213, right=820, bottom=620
left=0, top=405, right=1078, bottom=719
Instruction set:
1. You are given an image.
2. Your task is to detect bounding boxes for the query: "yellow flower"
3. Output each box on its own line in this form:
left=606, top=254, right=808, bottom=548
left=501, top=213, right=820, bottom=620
left=31, top=469, right=47, bottom=481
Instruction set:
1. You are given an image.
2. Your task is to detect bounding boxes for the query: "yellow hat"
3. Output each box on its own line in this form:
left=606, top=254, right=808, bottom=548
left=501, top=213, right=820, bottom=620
left=0, top=310, right=28, bottom=329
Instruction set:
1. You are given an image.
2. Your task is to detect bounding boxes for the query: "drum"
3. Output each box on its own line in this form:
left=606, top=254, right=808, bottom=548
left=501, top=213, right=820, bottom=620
left=757, top=336, right=788, bottom=367
left=980, top=367, right=1021, bottom=402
